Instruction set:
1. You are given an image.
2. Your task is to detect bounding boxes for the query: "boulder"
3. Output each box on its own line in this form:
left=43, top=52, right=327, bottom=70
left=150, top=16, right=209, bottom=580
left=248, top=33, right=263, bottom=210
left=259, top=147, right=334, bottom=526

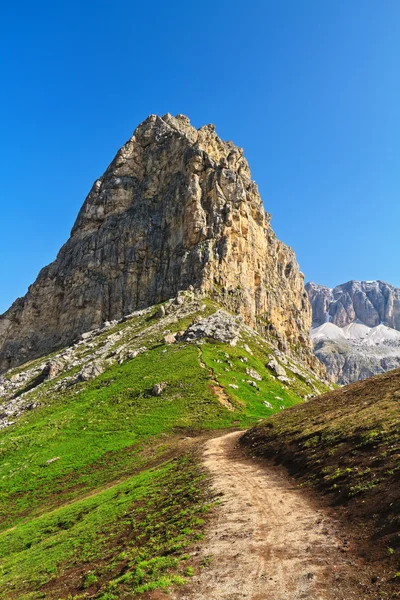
left=42, top=358, right=66, bottom=379
left=245, top=367, right=262, bottom=381
left=266, top=358, right=286, bottom=378
left=76, top=361, right=104, bottom=383
left=163, top=333, right=176, bottom=345
left=152, top=382, right=167, bottom=396
left=157, top=305, right=166, bottom=318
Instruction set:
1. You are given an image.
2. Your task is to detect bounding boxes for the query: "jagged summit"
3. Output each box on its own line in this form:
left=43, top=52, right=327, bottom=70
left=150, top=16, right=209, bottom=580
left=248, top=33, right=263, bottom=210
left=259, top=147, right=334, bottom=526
left=306, top=279, right=400, bottom=383
left=0, top=114, right=319, bottom=373
left=306, top=280, right=400, bottom=329
left=71, top=113, right=252, bottom=237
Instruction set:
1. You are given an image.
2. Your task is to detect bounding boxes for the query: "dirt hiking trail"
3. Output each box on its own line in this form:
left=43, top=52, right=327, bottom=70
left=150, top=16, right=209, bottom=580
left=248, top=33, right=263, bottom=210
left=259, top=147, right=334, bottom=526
left=174, top=431, right=370, bottom=600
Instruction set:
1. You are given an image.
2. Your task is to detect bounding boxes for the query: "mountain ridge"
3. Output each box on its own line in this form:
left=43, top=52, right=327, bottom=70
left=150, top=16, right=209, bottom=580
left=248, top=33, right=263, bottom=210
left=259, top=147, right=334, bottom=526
left=306, top=279, right=400, bottom=383
left=0, top=113, right=320, bottom=375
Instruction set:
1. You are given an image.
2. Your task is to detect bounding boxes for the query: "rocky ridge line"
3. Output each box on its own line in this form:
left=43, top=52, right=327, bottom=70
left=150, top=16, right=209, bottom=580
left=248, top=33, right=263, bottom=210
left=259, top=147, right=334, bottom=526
left=306, top=280, right=400, bottom=383
left=0, top=114, right=321, bottom=375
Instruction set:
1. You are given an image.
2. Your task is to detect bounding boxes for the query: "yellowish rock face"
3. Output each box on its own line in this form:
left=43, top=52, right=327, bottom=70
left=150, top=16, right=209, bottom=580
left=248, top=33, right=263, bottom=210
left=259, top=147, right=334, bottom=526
left=0, top=113, right=321, bottom=374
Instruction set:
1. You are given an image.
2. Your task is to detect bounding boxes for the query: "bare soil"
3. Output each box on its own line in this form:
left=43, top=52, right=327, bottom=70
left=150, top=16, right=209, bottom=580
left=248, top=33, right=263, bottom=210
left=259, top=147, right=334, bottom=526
left=173, top=431, right=374, bottom=600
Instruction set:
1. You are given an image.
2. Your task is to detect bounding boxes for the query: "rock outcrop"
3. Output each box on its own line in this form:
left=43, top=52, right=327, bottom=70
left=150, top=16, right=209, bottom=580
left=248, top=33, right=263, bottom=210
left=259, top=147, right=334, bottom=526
left=0, top=296, right=328, bottom=431
left=306, top=281, right=400, bottom=329
left=306, top=280, right=400, bottom=384
left=0, top=114, right=319, bottom=374
left=182, top=310, right=242, bottom=345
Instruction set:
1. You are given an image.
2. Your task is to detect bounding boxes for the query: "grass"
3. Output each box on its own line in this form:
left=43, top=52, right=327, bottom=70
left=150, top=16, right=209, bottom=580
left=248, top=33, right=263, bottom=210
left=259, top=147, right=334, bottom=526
left=201, top=343, right=303, bottom=417
left=241, top=368, right=400, bottom=555
left=0, top=298, right=326, bottom=598
left=0, top=453, right=212, bottom=599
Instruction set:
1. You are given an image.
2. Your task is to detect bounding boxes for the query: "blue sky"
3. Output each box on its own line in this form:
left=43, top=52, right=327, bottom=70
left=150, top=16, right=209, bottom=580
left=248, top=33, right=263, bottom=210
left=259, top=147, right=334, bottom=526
left=1, top=0, right=400, bottom=313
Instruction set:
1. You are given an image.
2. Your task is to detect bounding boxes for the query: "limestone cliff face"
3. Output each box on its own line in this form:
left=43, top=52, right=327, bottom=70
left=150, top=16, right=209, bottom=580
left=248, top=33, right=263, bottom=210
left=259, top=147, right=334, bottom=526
left=0, top=114, right=319, bottom=373
left=306, top=280, right=400, bottom=384
left=307, top=281, right=400, bottom=329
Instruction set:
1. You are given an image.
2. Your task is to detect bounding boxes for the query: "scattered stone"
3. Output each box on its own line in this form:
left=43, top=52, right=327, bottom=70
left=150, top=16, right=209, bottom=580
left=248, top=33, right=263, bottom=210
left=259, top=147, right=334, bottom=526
left=267, top=358, right=286, bottom=378
left=163, top=333, right=176, bottom=345
left=277, top=375, right=291, bottom=385
left=245, top=367, right=262, bottom=381
left=42, top=358, right=66, bottom=379
left=229, top=384, right=239, bottom=390
left=263, top=401, right=273, bottom=409
left=76, top=361, right=105, bottom=383
left=126, top=347, right=147, bottom=360
left=247, top=380, right=258, bottom=388
left=243, top=344, right=253, bottom=355
left=273, top=349, right=289, bottom=364
left=152, top=382, right=167, bottom=396
left=157, top=305, right=166, bottom=318
left=81, top=331, right=94, bottom=341
left=46, top=456, right=60, bottom=465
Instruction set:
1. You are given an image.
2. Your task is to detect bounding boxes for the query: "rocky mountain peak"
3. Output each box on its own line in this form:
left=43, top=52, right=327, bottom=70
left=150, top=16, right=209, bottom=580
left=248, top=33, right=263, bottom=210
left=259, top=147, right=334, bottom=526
left=71, top=113, right=253, bottom=237
left=306, top=280, right=400, bottom=329
left=0, top=114, right=320, bottom=374
left=306, top=280, right=400, bottom=384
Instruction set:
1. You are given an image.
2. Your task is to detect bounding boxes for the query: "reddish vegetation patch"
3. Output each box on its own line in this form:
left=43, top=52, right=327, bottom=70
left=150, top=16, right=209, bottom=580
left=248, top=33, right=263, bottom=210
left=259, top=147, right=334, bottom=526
left=209, top=382, right=235, bottom=411
left=241, top=368, right=400, bottom=596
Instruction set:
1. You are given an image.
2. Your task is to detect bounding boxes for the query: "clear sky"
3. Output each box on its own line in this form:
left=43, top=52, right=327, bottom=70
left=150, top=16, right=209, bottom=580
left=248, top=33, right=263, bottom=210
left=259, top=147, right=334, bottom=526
left=1, top=0, right=400, bottom=313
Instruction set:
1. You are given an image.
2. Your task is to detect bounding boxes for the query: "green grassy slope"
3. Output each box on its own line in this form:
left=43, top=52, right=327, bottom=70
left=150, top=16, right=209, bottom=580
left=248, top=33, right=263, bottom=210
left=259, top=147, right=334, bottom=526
left=0, top=298, right=327, bottom=599
left=241, top=368, right=400, bottom=582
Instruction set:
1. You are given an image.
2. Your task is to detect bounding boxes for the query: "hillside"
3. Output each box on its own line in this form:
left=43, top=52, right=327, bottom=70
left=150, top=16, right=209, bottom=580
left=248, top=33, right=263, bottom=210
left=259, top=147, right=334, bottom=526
left=0, top=293, right=327, bottom=599
left=241, top=369, right=400, bottom=590
left=307, top=280, right=400, bottom=383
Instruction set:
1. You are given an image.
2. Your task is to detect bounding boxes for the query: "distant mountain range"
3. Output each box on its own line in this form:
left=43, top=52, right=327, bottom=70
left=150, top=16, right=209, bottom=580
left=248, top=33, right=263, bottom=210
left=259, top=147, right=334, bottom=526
left=306, top=280, right=400, bottom=384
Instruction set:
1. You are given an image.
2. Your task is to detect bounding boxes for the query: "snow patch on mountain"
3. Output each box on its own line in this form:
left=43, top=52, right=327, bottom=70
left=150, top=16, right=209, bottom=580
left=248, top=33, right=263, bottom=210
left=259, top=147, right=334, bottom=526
left=311, top=322, right=400, bottom=345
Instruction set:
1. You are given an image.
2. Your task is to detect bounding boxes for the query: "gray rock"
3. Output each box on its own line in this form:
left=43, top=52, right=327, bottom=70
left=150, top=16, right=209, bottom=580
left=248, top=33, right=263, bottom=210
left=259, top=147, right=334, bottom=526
left=183, top=310, right=241, bottom=346
left=126, top=347, right=147, bottom=360
left=267, top=358, right=286, bottom=378
left=157, top=305, right=166, bottom=318
left=247, top=380, right=258, bottom=388
left=76, top=361, right=104, bottom=383
left=152, top=382, right=167, bottom=396
left=81, top=331, right=94, bottom=341
left=306, top=280, right=400, bottom=329
left=245, top=367, right=262, bottom=381
left=307, top=279, right=400, bottom=383
left=313, top=338, right=400, bottom=385
left=42, top=358, right=66, bottom=379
